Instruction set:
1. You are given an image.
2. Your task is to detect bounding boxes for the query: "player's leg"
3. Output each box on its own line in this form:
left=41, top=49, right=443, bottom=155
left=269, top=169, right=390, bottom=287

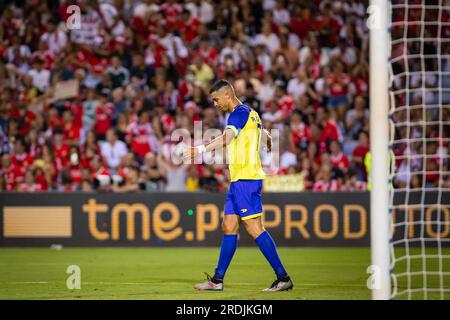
left=213, top=214, right=239, bottom=279
left=242, top=217, right=293, bottom=291
left=237, top=180, right=293, bottom=292
left=194, top=216, right=239, bottom=291
left=194, top=186, right=239, bottom=291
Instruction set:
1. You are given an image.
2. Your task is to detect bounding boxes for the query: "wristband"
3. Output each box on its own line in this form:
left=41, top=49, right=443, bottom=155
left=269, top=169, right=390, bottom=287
left=196, top=145, right=206, bottom=154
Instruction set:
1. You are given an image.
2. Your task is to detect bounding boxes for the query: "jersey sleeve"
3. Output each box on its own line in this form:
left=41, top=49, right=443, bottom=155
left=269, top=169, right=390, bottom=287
left=226, top=107, right=250, bottom=136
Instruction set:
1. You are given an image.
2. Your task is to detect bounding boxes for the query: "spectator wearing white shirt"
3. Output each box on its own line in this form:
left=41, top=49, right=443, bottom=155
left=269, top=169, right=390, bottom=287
left=185, top=0, right=214, bottom=25
left=99, top=2, right=126, bottom=37
left=278, top=24, right=301, bottom=50
left=262, top=0, right=276, bottom=11
left=28, top=59, right=50, bottom=93
left=280, top=144, right=298, bottom=171
left=133, top=1, right=160, bottom=18
left=254, top=43, right=272, bottom=73
left=329, top=38, right=357, bottom=68
left=6, top=36, right=31, bottom=74
left=343, top=0, right=366, bottom=20
left=273, top=0, right=290, bottom=26
left=262, top=99, right=284, bottom=130
left=253, top=22, right=280, bottom=54
left=219, top=36, right=241, bottom=69
left=287, top=70, right=307, bottom=101
left=157, top=26, right=189, bottom=64
left=257, top=71, right=276, bottom=106
left=100, top=129, right=129, bottom=171
left=40, top=19, right=67, bottom=54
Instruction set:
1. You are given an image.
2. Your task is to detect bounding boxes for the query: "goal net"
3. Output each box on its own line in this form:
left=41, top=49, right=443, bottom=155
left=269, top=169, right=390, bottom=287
left=388, top=0, right=450, bottom=299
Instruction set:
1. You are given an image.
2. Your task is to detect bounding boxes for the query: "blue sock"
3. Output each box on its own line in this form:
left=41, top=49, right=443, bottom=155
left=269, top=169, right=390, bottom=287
left=214, top=234, right=238, bottom=279
left=255, top=231, right=288, bottom=279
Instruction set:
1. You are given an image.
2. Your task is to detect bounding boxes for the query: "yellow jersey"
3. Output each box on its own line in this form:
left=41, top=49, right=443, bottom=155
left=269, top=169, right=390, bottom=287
left=225, top=104, right=265, bottom=182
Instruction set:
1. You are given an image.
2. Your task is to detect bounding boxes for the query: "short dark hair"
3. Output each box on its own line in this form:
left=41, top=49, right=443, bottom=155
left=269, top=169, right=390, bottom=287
left=209, top=79, right=233, bottom=94
left=107, top=128, right=119, bottom=136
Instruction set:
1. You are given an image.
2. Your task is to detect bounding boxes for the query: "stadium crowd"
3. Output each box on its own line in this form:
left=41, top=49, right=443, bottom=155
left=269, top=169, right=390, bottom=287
left=0, top=0, right=444, bottom=193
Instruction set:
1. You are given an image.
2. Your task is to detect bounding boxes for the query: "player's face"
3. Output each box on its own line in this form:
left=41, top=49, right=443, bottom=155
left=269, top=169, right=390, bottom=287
left=210, top=91, right=229, bottom=112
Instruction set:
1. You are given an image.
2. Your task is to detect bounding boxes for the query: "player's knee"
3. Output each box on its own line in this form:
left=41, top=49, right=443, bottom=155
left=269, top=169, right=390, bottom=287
left=222, top=221, right=237, bottom=234
left=243, top=220, right=265, bottom=239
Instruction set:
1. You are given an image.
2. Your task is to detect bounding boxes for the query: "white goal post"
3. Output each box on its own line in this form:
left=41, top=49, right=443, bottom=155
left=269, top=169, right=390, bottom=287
left=369, top=0, right=391, bottom=300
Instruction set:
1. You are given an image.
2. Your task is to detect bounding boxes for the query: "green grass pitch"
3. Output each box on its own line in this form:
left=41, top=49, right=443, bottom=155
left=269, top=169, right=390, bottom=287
left=0, top=247, right=373, bottom=300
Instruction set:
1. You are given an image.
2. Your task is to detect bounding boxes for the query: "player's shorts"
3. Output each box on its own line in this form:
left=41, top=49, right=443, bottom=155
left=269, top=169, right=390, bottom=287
left=224, top=179, right=263, bottom=220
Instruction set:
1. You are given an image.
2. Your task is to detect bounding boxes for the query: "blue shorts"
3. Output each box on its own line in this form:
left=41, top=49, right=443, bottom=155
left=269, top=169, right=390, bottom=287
left=224, top=180, right=263, bottom=220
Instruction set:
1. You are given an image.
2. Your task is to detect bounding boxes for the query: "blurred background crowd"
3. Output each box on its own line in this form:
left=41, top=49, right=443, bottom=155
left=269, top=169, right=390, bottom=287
left=0, top=0, right=447, bottom=193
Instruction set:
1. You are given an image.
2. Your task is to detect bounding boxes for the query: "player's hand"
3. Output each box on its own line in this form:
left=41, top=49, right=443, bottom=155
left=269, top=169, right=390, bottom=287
left=182, top=146, right=199, bottom=163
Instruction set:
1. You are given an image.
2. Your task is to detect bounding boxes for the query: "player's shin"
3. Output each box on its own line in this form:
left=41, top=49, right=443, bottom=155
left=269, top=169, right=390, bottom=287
left=255, top=231, right=288, bottom=279
left=213, top=234, right=238, bottom=281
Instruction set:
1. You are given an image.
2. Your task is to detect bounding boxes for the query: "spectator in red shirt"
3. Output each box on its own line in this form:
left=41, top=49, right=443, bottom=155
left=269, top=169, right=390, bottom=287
left=74, top=46, right=109, bottom=79
left=67, top=146, right=84, bottom=187
left=9, top=103, right=35, bottom=137
left=313, top=163, right=341, bottom=191
left=330, top=140, right=349, bottom=173
left=61, top=110, right=81, bottom=146
left=290, top=5, right=313, bottom=40
left=94, top=94, right=113, bottom=140
left=32, top=162, right=49, bottom=191
left=176, top=9, right=201, bottom=43
left=46, top=107, right=62, bottom=131
left=160, top=0, right=183, bottom=30
left=351, top=58, right=369, bottom=98
left=1, top=154, right=23, bottom=191
left=314, top=2, right=341, bottom=47
left=192, top=35, right=218, bottom=68
left=289, top=110, right=311, bottom=151
left=316, top=107, right=342, bottom=145
left=11, top=138, right=34, bottom=171
left=18, top=169, right=44, bottom=192
left=265, top=83, right=294, bottom=122
left=326, top=60, right=351, bottom=119
left=26, top=129, right=43, bottom=159
left=90, top=155, right=112, bottom=191
left=126, top=110, right=157, bottom=161
left=53, top=129, right=70, bottom=170
left=31, top=40, right=55, bottom=70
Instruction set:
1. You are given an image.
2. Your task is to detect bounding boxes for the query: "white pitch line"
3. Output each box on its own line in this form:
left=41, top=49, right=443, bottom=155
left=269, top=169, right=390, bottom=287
left=82, top=282, right=368, bottom=288
left=300, top=283, right=366, bottom=287
left=6, top=282, right=49, bottom=284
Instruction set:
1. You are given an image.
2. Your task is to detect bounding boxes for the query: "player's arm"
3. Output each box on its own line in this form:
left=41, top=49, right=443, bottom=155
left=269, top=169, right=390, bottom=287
left=207, top=127, right=235, bottom=150
left=183, top=128, right=235, bottom=162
